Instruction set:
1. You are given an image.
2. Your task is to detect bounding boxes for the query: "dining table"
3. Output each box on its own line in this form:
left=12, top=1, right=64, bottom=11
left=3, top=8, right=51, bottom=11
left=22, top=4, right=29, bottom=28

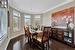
left=30, top=30, right=43, bottom=37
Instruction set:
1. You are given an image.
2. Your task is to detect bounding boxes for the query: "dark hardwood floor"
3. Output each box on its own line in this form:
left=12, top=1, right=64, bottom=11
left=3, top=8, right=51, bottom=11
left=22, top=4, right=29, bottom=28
left=7, top=35, right=75, bottom=50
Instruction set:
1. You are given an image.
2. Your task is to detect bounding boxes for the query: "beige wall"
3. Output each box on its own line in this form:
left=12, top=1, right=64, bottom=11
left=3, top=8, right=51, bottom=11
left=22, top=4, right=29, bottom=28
left=42, top=1, right=75, bottom=26
left=42, top=1, right=75, bottom=44
left=42, top=12, right=51, bottom=26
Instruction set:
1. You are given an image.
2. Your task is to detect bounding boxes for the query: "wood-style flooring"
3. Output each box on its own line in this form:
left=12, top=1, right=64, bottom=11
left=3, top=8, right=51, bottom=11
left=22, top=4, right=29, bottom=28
left=7, top=35, right=75, bottom=50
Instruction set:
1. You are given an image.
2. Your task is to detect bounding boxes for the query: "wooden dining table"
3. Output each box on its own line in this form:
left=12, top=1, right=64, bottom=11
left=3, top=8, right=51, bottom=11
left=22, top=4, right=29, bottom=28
left=30, top=30, right=43, bottom=37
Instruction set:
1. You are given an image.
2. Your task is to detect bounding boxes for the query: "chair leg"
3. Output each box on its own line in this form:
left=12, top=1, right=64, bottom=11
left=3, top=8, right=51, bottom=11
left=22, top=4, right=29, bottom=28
left=45, top=41, right=49, bottom=50
left=47, top=41, right=49, bottom=50
left=46, top=43, right=47, bottom=50
left=28, top=37, right=29, bottom=43
left=42, top=43, right=44, bottom=50
left=28, top=37, right=30, bottom=43
left=28, top=37, right=32, bottom=46
left=28, top=37, right=31, bottom=43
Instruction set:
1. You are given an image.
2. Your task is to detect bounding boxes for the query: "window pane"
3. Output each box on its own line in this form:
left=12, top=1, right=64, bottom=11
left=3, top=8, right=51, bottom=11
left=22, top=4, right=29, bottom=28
left=24, top=15, right=31, bottom=26
left=0, top=18, right=1, bottom=38
left=13, top=10, right=20, bottom=32
left=13, top=10, right=20, bottom=17
left=0, top=8, right=7, bottom=39
left=0, top=0, right=8, bottom=8
left=34, top=15, right=40, bottom=18
left=25, top=15, right=30, bottom=19
left=13, top=16, right=19, bottom=32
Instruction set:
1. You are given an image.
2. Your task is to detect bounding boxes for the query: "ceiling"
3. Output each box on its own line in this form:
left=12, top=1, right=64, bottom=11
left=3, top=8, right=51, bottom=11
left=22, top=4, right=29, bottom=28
left=8, top=0, right=74, bottom=14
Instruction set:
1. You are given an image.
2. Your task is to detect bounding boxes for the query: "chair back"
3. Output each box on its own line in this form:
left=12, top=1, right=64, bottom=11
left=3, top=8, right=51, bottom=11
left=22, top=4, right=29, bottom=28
left=24, top=26, right=27, bottom=35
left=47, top=27, right=52, bottom=37
left=51, top=28, right=57, bottom=34
left=43, top=27, right=51, bottom=37
left=41, top=27, right=50, bottom=42
left=51, top=28, right=58, bottom=38
left=43, top=27, right=48, bottom=37
left=24, top=26, right=31, bottom=37
left=41, top=26, right=44, bottom=31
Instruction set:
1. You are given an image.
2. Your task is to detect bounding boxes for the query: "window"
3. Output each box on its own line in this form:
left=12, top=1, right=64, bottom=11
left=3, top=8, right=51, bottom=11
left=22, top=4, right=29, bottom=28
left=0, top=16, right=1, bottom=38
left=24, top=15, right=31, bottom=27
left=33, top=15, right=41, bottom=30
left=13, top=11, right=20, bottom=32
left=0, top=8, right=7, bottom=41
left=0, top=0, right=8, bottom=8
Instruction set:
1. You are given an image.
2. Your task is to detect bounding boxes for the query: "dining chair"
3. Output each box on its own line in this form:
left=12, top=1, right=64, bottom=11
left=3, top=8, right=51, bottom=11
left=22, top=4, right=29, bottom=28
left=32, top=27, right=50, bottom=50
left=47, top=27, right=52, bottom=37
left=24, top=26, right=31, bottom=44
left=51, top=28, right=58, bottom=39
left=24, top=26, right=28, bottom=36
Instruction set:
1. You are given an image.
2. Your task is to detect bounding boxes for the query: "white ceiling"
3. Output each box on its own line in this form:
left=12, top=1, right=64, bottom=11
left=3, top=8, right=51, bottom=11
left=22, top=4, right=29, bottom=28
left=8, top=0, right=74, bottom=14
